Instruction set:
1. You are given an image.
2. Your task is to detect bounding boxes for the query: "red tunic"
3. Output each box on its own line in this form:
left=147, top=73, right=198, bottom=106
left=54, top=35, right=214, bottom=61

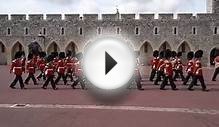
left=186, top=60, right=194, bottom=74
left=44, top=63, right=55, bottom=77
left=175, top=58, right=183, bottom=71
left=163, top=60, right=174, bottom=77
left=65, top=57, right=74, bottom=72
left=10, top=59, right=23, bottom=76
left=57, top=60, right=66, bottom=74
left=151, top=57, right=159, bottom=69
left=157, top=59, right=165, bottom=71
left=74, top=63, right=83, bottom=77
left=26, top=60, right=36, bottom=74
left=53, top=58, right=59, bottom=69
left=37, top=58, right=46, bottom=71
left=193, top=60, right=202, bottom=76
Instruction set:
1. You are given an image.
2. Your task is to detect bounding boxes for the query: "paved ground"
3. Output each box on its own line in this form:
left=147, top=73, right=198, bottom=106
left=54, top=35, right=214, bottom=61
left=0, top=65, right=219, bottom=127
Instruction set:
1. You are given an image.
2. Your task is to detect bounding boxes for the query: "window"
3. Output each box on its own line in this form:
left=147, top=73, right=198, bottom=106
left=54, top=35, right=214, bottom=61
left=0, top=43, right=5, bottom=53
left=61, top=27, right=65, bottom=35
left=135, top=27, right=139, bottom=35
left=181, top=43, right=186, bottom=53
left=154, top=27, right=158, bottom=35
left=97, top=27, right=101, bottom=35
left=192, top=27, right=197, bottom=35
left=42, top=27, right=46, bottom=35
left=7, top=27, right=11, bottom=35
left=24, top=27, right=29, bottom=35
left=173, top=27, right=177, bottom=35
left=144, top=43, right=148, bottom=53
left=54, top=43, right=58, bottom=52
left=116, top=27, right=120, bottom=34
left=79, top=27, right=83, bottom=35
left=214, top=27, right=218, bottom=34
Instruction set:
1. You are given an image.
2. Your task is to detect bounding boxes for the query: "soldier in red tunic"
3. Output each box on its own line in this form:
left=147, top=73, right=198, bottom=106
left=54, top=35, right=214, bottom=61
left=212, top=49, right=219, bottom=81
left=188, top=50, right=208, bottom=91
left=154, top=51, right=165, bottom=85
left=149, top=50, right=159, bottom=82
left=71, top=61, right=86, bottom=89
left=173, top=52, right=185, bottom=81
left=37, top=52, right=47, bottom=80
left=42, top=55, right=58, bottom=90
left=55, top=52, right=67, bottom=85
left=183, top=52, right=194, bottom=85
left=65, top=51, right=74, bottom=83
left=24, top=53, right=38, bottom=85
left=160, top=50, right=177, bottom=90
left=52, top=52, right=59, bottom=69
left=9, top=52, right=26, bottom=89
left=21, top=51, right=26, bottom=72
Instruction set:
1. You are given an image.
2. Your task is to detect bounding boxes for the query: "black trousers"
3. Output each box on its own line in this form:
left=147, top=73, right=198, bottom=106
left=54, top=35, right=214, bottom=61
left=183, top=73, right=193, bottom=85
left=189, top=75, right=206, bottom=90
left=66, top=71, right=73, bottom=82
left=55, top=73, right=67, bottom=85
left=212, top=67, right=219, bottom=81
left=10, top=75, right=24, bottom=88
left=72, top=76, right=85, bottom=89
left=150, top=69, right=157, bottom=81
left=154, top=71, right=164, bottom=85
left=25, top=73, right=37, bottom=84
left=160, top=75, right=176, bottom=90
left=43, top=76, right=56, bottom=89
left=173, top=70, right=185, bottom=81
left=37, top=71, right=46, bottom=80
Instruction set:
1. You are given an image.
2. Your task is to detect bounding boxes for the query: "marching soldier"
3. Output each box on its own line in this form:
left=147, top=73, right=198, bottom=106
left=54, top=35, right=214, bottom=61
left=154, top=51, right=165, bottom=85
left=54, top=52, right=67, bottom=85
left=149, top=50, right=159, bottom=82
left=160, top=50, right=177, bottom=90
left=173, top=52, right=185, bottom=81
left=42, top=55, right=58, bottom=90
left=71, top=61, right=86, bottom=89
left=24, top=53, right=38, bottom=85
left=65, top=51, right=75, bottom=83
left=10, top=52, right=26, bottom=89
left=183, top=52, right=194, bottom=85
left=188, top=50, right=208, bottom=91
left=212, top=49, right=219, bottom=81
left=37, top=52, right=47, bottom=81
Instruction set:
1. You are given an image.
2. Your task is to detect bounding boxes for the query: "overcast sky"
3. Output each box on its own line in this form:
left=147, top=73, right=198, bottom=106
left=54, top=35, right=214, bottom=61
left=0, top=0, right=207, bottom=14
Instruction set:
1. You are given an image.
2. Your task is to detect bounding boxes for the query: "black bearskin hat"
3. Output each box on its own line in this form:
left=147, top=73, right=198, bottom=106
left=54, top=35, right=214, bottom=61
left=153, top=50, right=159, bottom=57
left=195, top=50, right=204, bottom=58
left=46, top=55, right=54, bottom=63
left=40, top=52, right=47, bottom=58
left=164, top=49, right=172, bottom=59
left=171, top=51, right=177, bottom=58
left=159, top=51, right=164, bottom=59
left=66, top=50, right=72, bottom=57
left=14, top=52, right=22, bottom=59
left=59, top=52, right=66, bottom=59
left=27, top=53, right=33, bottom=60
left=187, top=51, right=194, bottom=60
left=177, top=52, right=182, bottom=57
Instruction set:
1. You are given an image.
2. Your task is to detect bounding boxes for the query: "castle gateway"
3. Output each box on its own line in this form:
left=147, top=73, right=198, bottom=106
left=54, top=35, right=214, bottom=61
left=0, top=0, right=219, bottom=66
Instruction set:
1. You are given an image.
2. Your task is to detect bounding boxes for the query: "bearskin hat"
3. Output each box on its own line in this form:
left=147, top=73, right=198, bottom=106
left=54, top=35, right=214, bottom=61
left=153, top=50, right=159, bottom=57
left=59, top=52, right=66, bottom=59
left=46, top=55, right=54, bottom=63
left=171, top=51, right=177, bottom=58
left=40, top=52, right=47, bottom=58
left=159, top=51, right=164, bottom=59
left=66, top=50, right=72, bottom=57
left=177, top=52, right=182, bottom=57
left=27, top=53, right=33, bottom=60
left=14, top=52, right=22, bottom=59
left=187, top=51, right=194, bottom=60
left=164, top=49, right=172, bottom=59
left=215, top=48, right=219, bottom=57
left=195, top=50, right=204, bottom=58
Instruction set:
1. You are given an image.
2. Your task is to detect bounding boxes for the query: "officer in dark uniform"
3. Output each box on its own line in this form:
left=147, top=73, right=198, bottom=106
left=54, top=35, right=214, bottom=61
left=10, top=52, right=26, bottom=89
left=188, top=50, right=209, bottom=91
left=183, top=51, right=194, bottom=85
left=149, top=50, right=159, bottom=81
left=160, top=50, right=177, bottom=90
left=24, top=53, right=38, bottom=85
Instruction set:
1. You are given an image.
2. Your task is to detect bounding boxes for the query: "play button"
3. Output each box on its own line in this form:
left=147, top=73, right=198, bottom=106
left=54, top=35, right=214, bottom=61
left=105, top=52, right=117, bottom=75
left=83, top=37, right=135, bottom=91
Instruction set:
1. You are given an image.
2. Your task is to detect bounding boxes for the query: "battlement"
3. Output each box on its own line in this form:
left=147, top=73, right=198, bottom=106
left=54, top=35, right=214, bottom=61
left=139, top=14, right=154, bottom=20
left=121, top=14, right=135, bottom=20
left=102, top=14, right=117, bottom=21
left=158, top=14, right=174, bottom=20
left=83, top=14, right=98, bottom=21
left=29, top=14, right=43, bottom=21
left=0, top=15, right=8, bottom=21
left=46, top=14, right=62, bottom=21
left=64, top=14, right=80, bottom=21
left=11, top=14, right=26, bottom=20
left=177, top=14, right=193, bottom=20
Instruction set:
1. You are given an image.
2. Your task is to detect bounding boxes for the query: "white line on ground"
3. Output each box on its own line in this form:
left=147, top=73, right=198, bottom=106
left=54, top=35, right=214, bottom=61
left=0, top=104, right=218, bottom=115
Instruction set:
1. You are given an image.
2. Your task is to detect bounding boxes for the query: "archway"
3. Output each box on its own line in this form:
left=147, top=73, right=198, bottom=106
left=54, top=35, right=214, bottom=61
left=11, top=41, right=24, bottom=60
left=177, top=41, right=191, bottom=64
left=159, top=41, right=171, bottom=51
left=139, top=42, right=153, bottom=65
left=0, top=42, right=7, bottom=65
left=28, top=41, right=42, bottom=55
left=210, top=48, right=219, bottom=65
left=65, top=42, right=78, bottom=56
left=47, top=42, right=60, bottom=55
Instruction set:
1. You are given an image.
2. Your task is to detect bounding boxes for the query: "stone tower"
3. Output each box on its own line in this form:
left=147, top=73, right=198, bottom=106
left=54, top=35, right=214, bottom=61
left=209, top=0, right=219, bottom=13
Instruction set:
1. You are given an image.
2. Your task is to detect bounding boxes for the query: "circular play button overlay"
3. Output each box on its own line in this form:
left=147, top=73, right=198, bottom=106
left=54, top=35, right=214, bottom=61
left=83, top=37, right=135, bottom=91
